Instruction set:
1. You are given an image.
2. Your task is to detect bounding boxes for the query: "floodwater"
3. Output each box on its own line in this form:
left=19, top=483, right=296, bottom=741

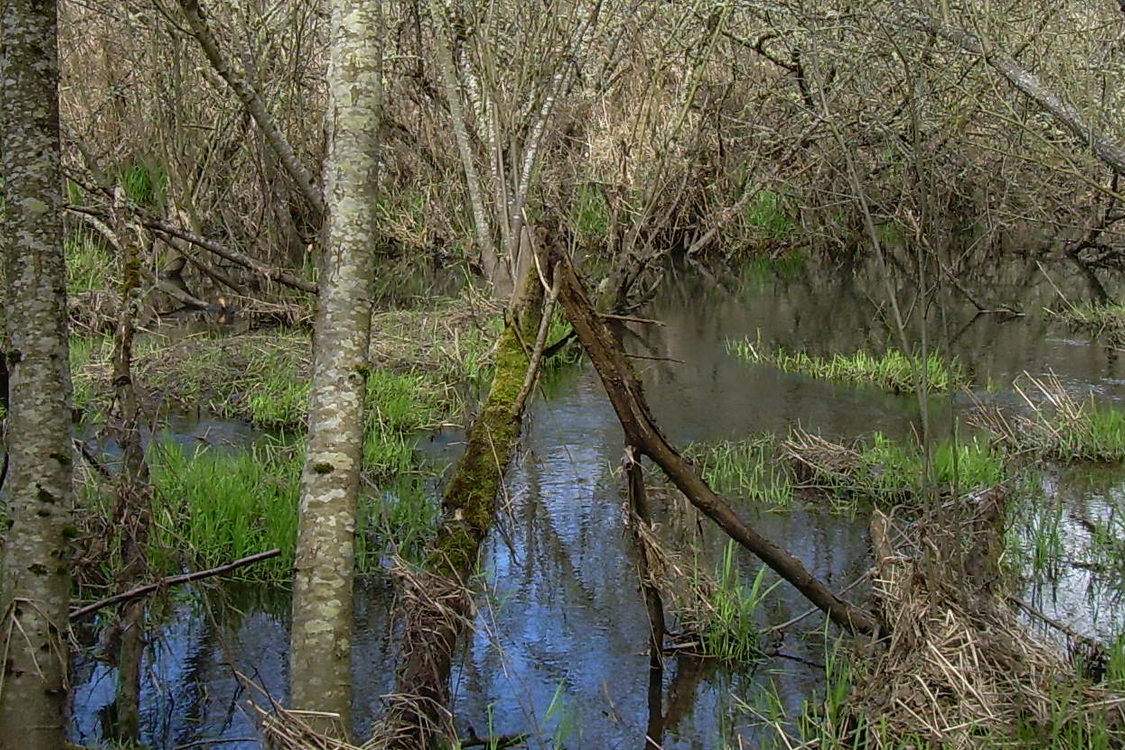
left=68, top=252, right=1125, bottom=748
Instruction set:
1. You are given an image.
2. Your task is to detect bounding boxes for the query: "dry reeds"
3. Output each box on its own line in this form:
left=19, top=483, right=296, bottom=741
left=823, top=497, right=1125, bottom=749
left=971, top=372, right=1125, bottom=462
left=364, top=559, right=470, bottom=749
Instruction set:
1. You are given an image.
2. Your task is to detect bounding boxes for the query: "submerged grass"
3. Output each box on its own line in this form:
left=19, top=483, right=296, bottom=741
left=687, top=436, right=792, bottom=507
left=112, top=434, right=442, bottom=582
left=698, top=541, right=777, bottom=663
left=786, top=430, right=1004, bottom=509
left=688, top=430, right=1003, bottom=512
left=728, top=338, right=965, bottom=393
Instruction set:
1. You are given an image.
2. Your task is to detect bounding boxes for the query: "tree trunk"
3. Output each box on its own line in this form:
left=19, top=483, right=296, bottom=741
left=0, top=1, right=75, bottom=748
left=288, top=0, right=382, bottom=736
left=374, top=246, right=547, bottom=750
left=108, top=202, right=153, bottom=744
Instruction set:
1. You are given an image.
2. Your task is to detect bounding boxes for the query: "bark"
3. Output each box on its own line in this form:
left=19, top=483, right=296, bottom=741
left=550, top=246, right=880, bottom=637
left=0, top=1, right=75, bottom=748
left=375, top=252, right=547, bottom=750
left=910, top=12, right=1125, bottom=177
left=108, top=201, right=153, bottom=744
left=176, top=0, right=326, bottom=218
left=289, top=0, right=382, bottom=735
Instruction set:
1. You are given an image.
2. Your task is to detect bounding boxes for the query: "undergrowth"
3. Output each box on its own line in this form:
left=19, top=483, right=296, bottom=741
left=688, top=430, right=1003, bottom=512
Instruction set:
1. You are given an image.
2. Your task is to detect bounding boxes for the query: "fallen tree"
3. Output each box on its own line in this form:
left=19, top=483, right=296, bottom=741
left=368, top=240, right=550, bottom=749
left=550, top=243, right=881, bottom=636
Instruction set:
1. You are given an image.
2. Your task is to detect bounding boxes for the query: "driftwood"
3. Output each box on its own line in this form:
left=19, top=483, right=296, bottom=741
left=69, top=548, right=281, bottom=621
left=550, top=244, right=880, bottom=636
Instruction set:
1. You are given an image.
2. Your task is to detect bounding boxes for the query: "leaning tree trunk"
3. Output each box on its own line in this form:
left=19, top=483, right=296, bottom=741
left=288, top=0, right=382, bottom=736
left=373, top=241, right=548, bottom=750
left=0, top=2, right=75, bottom=749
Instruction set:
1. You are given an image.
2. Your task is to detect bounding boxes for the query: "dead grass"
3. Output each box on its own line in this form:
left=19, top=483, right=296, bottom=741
left=809, top=496, right=1125, bottom=749
left=971, top=371, right=1125, bottom=462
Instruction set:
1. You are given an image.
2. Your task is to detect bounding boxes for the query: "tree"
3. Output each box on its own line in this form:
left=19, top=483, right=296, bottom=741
left=0, top=1, right=75, bottom=748
left=288, top=0, right=382, bottom=734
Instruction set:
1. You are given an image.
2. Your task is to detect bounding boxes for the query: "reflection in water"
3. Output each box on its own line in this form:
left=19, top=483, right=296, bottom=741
left=69, top=254, right=1125, bottom=747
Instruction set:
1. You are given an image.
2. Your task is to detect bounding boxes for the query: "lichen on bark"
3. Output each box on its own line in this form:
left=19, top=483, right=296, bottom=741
left=288, top=0, right=382, bottom=736
left=0, top=2, right=75, bottom=749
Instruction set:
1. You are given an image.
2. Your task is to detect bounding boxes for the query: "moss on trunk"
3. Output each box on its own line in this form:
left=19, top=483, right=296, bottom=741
left=375, top=259, right=546, bottom=749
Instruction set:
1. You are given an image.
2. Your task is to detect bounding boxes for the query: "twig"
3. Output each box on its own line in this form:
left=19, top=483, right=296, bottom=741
left=69, top=549, right=281, bottom=621
left=600, top=313, right=666, bottom=326
left=624, top=353, right=685, bottom=364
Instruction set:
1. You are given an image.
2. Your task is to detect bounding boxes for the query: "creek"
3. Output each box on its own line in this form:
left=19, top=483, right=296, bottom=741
left=67, top=252, right=1125, bottom=748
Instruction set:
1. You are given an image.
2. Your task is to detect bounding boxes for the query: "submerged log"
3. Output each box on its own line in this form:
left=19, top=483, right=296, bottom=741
left=372, top=249, right=548, bottom=749
left=550, top=244, right=880, bottom=637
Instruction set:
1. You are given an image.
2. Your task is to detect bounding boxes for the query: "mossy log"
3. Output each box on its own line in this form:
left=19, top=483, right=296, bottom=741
left=374, top=255, right=547, bottom=749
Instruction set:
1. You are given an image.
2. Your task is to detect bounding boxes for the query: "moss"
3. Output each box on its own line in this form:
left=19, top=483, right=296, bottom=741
left=425, top=290, right=541, bottom=579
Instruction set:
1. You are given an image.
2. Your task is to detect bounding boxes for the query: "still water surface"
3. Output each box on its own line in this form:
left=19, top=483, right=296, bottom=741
left=69, top=253, right=1125, bottom=748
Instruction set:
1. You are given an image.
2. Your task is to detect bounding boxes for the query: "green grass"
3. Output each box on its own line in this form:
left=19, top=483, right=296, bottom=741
left=687, top=436, right=792, bottom=507
left=688, top=432, right=1003, bottom=512
left=356, top=476, right=441, bottom=571
left=1048, top=302, right=1125, bottom=344
left=855, top=433, right=1005, bottom=502
left=984, top=386, right=1125, bottom=462
left=698, top=541, right=777, bottom=663
left=142, top=435, right=441, bottom=582
left=148, top=439, right=301, bottom=581
left=728, top=338, right=965, bottom=393
left=741, top=190, right=794, bottom=241
left=66, top=231, right=114, bottom=296
left=117, top=160, right=168, bottom=208
left=1039, top=403, right=1125, bottom=462
left=70, top=333, right=111, bottom=420
left=570, top=183, right=611, bottom=246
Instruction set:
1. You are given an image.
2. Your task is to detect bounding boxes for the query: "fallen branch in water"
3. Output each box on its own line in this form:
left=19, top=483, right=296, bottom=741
left=551, top=242, right=880, bottom=636
left=69, top=548, right=281, bottom=621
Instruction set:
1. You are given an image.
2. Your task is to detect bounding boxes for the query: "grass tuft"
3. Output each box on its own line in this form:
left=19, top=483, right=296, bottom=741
left=729, top=338, right=965, bottom=393
left=697, top=541, right=776, bottom=663
left=1048, top=302, right=1125, bottom=345
left=687, top=436, right=792, bottom=507
left=973, top=372, right=1125, bottom=462
left=147, top=439, right=301, bottom=582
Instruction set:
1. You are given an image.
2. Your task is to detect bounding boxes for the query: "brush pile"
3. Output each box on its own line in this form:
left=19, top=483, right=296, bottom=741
left=833, top=495, right=1125, bottom=749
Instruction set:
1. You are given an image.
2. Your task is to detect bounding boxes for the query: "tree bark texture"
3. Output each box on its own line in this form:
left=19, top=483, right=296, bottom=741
left=375, top=258, right=546, bottom=750
left=108, top=204, right=153, bottom=744
left=550, top=246, right=880, bottom=637
left=289, top=0, right=382, bottom=733
left=0, top=2, right=75, bottom=748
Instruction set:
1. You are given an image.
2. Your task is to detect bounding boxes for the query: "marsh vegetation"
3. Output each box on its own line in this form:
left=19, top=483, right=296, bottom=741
left=3, top=0, right=1125, bottom=748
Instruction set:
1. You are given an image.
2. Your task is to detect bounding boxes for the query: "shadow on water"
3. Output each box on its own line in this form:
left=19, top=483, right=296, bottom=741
left=67, top=253, right=1125, bottom=748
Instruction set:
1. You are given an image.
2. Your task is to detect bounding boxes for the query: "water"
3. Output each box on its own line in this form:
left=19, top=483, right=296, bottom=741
left=67, top=253, right=1125, bottom=748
